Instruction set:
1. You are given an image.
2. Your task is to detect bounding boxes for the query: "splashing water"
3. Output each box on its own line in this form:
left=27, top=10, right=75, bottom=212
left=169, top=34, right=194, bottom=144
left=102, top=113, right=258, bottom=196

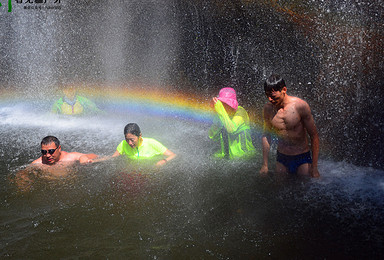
left=1, top=90, right=384, bottom=258
left=1, top=0, right=384, bottom=258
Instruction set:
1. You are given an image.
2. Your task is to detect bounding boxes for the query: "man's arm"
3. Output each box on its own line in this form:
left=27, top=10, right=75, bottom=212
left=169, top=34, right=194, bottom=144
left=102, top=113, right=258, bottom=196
left=260, top=104, right=273, bottom=174
left=79, top=150, right=120, bottom=164
left=14, top=163, right=42, bottom=192
left=300, top=101, right=320, bottom=178
left=15, top=168, right=33, bottom=192
left=78, top=153, right=98, bottom=164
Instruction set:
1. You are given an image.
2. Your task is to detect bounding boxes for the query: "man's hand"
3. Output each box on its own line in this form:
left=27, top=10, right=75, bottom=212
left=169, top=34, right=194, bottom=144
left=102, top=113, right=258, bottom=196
left=259, top=165, right=269, bottom=175
left=310, top=166, right=320, bottom=178
left=79, top=155, right=93, bottom=164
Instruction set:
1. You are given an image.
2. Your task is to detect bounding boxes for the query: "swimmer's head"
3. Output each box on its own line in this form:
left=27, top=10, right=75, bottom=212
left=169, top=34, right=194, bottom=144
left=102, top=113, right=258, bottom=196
left=264, top=75, right=287, bottom=107
left=62, top=85, right=77, bottom=100
left=59, top=79, right=82, bottom=100
left=41, top=135, right=60, bottom=147
left=264, top=74, right=286, bottom=93
left=124, top=123, right=141, bottom=137
left=124, top=123, right=142, bottom=149
left=40, top=136, right=61, bottom=165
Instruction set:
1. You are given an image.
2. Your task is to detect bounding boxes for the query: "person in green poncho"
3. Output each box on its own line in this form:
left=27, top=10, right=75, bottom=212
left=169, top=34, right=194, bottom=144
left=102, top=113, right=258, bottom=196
left=51, top=85, right=101, bottom=115
left=209, top=87, right=257, bottom=159
left=111, top=123, right=177, bottom=166
left=84, top=123, right=176, bottom=168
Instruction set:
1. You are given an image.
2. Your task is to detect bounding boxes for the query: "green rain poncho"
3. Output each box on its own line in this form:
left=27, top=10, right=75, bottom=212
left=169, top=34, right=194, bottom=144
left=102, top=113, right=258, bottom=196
left=51, top=95, right=101, bottom=115
left=209, top=100, right=257, bottom=159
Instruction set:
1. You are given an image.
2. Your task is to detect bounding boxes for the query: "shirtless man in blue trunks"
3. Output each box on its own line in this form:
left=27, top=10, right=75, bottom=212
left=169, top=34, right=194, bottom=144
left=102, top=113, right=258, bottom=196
left=259, top=74, right=320, bottom=178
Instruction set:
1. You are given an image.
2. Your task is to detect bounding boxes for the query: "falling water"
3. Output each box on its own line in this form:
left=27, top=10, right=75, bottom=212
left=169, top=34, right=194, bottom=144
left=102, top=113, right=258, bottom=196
left=1, top=0, right=384, bottom=258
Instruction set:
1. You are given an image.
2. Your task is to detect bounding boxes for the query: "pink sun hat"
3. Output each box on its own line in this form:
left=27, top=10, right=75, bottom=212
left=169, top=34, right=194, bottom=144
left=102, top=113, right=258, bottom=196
left=217, top=87, right=238, bottom=110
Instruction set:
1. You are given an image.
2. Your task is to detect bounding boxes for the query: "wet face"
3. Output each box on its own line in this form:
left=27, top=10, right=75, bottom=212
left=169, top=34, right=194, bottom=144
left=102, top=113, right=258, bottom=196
left=125, top=133, right=141, bottom=149
left=62, top=86, right=77, bottom=100
left=41, top=142, right=61, bottom=165
left=265, top=87, right=286, bottom=107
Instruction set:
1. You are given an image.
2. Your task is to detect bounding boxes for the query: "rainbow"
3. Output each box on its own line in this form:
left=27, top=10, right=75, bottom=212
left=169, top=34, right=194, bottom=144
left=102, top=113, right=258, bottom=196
left=0, top=84, right=264, bottom=132
left=89, top=85, right=214, bottom=124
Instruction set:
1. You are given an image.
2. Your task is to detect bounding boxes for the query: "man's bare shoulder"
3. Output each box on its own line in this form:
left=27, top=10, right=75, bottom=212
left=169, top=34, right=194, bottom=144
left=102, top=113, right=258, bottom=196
left=60, top=151, right=85, bottom=161
left=297, top=97, right=312, bottom=112
left=289, top=96, right=310, bottom=112
left=31, top=157, right=43, bottom=164
left=287, top=95, right=304, bottom=104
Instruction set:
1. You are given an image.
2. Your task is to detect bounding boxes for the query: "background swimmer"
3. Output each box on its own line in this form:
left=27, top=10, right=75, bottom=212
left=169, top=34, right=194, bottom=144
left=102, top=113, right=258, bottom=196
left=51, top=84, right=101, bottom=115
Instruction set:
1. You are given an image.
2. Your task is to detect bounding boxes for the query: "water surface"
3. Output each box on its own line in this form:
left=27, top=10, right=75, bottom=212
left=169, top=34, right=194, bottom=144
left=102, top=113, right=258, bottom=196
left=1, top=102, right=383, bottom=259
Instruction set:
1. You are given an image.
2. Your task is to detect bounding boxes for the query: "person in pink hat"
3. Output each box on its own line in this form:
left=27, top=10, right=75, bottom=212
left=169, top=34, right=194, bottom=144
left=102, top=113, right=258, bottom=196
left=209, top=87, right=257, bottom=159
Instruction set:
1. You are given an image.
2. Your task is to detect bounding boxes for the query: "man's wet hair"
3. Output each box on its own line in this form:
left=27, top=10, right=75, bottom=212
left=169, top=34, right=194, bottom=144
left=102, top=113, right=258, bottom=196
left=264, top=74, right=286, bottom=92
left=41, top=136, right=60, bottom=147
left=124, top=123, right=141, bottom=137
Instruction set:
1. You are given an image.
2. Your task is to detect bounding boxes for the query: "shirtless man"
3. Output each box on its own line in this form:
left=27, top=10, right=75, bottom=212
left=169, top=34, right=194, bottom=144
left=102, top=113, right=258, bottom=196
left=259, top=74, right=320, bottom=178
left=30, top=135, right=97, bottom=165
left=15, top=136, right=97, bottom=190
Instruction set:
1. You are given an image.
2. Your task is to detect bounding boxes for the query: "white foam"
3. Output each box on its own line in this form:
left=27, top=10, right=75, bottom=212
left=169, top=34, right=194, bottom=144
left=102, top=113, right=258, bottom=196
left=0, top=103, right=118, bottom=134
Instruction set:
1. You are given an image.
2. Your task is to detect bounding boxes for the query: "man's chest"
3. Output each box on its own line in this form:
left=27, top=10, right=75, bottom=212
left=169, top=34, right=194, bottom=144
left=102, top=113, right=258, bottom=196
left=271, top=107, right=301, bottom=131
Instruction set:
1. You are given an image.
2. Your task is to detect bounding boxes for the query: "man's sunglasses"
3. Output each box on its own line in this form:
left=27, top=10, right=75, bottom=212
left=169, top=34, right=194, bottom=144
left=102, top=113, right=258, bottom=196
left=41, top=146, right=59, bottom=155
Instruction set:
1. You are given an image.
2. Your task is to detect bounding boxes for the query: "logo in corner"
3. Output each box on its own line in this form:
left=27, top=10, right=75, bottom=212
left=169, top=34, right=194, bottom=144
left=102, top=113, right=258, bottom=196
left=1, top=0, right=63, bottom=12
left=0, top=0, right=12, bottom=12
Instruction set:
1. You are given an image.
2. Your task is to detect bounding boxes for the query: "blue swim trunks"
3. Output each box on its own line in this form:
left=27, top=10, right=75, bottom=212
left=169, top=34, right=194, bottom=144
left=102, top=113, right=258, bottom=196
left=276, top=151, right=312, bottom=173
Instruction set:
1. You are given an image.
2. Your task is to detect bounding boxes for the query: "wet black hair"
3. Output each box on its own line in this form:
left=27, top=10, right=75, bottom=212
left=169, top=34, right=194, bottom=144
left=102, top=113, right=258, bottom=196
left=41, top=136, right=60, bottom=148
left=264, top=74, right=286, bottom=92
left=124, top=123, right=141, bottom=137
